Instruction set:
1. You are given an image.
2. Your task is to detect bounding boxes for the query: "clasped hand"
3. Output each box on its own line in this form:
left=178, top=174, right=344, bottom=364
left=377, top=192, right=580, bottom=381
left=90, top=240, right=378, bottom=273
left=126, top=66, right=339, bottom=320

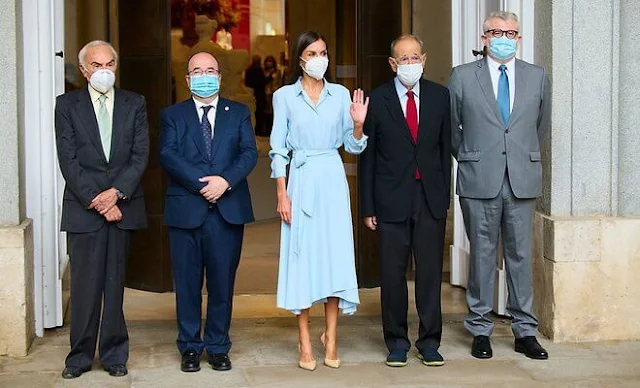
left=199, top=176, right=230, bottom=202
left=90, top=189, right=122, bottom=222
left=103, top=205, right=122, bottom=222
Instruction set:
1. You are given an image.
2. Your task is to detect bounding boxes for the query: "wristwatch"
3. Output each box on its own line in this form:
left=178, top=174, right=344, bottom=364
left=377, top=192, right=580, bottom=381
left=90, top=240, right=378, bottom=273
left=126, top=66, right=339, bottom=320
left=115, top=189, right=127, bottom=200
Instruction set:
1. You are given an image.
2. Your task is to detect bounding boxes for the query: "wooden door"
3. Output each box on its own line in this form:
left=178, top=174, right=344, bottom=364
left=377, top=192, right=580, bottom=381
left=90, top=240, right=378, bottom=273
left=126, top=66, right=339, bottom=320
left=118, top=0, right=173, bottom=292
left=355, top=0, right=406, bottom=287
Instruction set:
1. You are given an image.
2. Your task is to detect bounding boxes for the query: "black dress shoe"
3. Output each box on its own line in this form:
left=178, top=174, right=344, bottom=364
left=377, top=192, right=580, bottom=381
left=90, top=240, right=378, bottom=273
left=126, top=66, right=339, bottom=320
left=515, top=336, right=549, bottom=360
left=181, top=349, right=201, bottom=372
left=104, top=364, right=128, bottom=377
left=471, top=335, right=493, bottom=359
left=61, top=366, right=88, bottom=379
left=208, top=353, right=232, bottom=371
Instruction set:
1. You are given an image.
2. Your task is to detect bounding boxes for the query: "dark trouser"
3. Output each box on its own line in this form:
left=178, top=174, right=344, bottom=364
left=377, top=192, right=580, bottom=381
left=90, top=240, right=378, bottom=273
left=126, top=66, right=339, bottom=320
left=459, top=173, right=538, bottom=338
left=169, top=205, right=244, bottom=356
left=378, top=181, right=446, bottom=352
left=65, top=225, right=130, bottom=370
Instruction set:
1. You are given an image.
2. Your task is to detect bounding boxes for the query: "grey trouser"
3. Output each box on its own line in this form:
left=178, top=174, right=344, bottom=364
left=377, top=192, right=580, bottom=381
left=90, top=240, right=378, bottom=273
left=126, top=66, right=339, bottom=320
left=459, top=174, right=538, bottom=338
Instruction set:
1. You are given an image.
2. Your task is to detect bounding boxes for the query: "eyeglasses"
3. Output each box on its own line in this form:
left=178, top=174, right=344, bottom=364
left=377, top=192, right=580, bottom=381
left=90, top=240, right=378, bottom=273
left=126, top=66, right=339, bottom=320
left=484, top=29, right=519, bottom=39
left=393, top=55, right=423, bottom=65
left=189, top=68, right=220, bottom=76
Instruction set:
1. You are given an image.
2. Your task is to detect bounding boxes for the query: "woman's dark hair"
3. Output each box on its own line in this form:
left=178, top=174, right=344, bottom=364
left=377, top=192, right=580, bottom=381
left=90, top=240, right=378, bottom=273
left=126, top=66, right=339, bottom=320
left=286, top=30, right=330, bottom=84
left=264, top=55, right=277, bottom=68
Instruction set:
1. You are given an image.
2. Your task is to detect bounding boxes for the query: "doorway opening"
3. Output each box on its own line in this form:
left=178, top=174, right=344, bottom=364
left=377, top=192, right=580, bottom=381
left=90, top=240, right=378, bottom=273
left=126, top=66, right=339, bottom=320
left=58, top=0, right=462, bottom=325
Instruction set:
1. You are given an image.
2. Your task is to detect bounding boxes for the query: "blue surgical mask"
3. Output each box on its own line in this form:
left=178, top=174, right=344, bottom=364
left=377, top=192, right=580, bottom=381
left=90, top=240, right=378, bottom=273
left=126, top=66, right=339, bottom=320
left=189, top=74, right=220, bottom=98
left=489, top=36, right=517, bottom=61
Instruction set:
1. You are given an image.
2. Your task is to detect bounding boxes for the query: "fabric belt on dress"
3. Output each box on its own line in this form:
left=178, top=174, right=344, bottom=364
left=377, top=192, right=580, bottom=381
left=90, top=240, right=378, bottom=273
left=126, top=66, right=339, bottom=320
left=290, top=149, right=339, bottom=255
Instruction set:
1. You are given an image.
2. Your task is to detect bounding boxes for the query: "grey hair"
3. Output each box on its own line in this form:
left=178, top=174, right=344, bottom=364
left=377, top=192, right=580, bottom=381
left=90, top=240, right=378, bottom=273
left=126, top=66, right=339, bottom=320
left=390, top=34, right=424, bottom=57
left=78, top=40, right=118, bottom=67
left=483, top=11, right=519, bottom=32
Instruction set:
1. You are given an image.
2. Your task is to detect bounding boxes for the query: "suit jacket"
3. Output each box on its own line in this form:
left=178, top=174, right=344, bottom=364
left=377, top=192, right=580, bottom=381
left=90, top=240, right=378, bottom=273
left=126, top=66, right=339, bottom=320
left=55, top=88, right=150, bottom=233
left=359, top=78, right=452, bottom=222
left=448, top=58, right=551, bottom=199
left=159, top=97, right=257, bottom=229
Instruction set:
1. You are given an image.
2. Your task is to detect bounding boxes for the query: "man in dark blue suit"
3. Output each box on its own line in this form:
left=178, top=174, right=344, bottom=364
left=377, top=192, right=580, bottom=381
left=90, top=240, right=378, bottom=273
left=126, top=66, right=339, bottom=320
left=159, top=51, right=258, bottom=372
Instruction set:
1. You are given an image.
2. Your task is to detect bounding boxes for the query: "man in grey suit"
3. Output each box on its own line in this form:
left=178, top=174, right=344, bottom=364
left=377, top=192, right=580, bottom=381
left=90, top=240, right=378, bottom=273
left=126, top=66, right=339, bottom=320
left=448, top=11, right=550, bottom=360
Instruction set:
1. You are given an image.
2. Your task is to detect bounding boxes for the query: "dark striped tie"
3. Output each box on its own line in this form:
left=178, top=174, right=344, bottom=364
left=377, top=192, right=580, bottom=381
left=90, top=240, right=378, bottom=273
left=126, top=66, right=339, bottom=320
left=201, top=106, right=213, bottom=157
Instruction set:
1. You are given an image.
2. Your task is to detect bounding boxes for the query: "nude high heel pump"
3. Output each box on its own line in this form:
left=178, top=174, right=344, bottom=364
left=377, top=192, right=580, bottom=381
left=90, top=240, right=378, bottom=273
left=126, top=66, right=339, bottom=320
left=320, top=332, right=341, bottom=369
left=298, top=344, right=316, bottom=371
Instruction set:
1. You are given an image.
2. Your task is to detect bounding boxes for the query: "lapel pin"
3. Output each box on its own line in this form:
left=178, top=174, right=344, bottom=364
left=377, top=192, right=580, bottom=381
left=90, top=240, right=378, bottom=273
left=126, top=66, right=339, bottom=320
left=225, top=106, right=229, bottom=111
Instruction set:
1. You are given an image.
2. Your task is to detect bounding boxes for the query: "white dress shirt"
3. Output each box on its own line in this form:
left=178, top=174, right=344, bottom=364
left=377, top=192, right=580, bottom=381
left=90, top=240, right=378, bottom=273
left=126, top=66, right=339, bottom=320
left=88, top=85, right=115, bottom=122
left=487, top=56, right=515, bottom=113
left=394, top=77, right=420, bottom=124
left=193, top=96, right=219, bottom=138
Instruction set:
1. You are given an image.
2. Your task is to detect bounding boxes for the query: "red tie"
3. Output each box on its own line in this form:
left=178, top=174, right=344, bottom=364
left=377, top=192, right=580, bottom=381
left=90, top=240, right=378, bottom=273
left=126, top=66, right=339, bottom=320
left=406, top=90, right=421, bottom=179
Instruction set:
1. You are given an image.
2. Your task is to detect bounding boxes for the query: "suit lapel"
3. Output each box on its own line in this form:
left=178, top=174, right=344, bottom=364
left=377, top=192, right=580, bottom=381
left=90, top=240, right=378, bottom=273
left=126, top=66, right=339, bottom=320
left=509, top=59, right=527, bottom=125
left=416, top=79, right=432, bottom=145
left=76, top=89, right=107, bottom=163
left=476, top=58, right=503, bottom=124
left=181, top=98, right=209, bottom=159
left=211, top=98, right=230, bottom=158
left=382, top=80, right=414, bottom=143
left=109, top=88, right=130, bottom=161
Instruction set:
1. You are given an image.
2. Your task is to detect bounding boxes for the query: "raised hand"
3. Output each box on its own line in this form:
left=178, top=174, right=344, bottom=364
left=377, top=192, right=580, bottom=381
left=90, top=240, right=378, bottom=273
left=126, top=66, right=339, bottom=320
left=350, top=88, right=369, bottom=126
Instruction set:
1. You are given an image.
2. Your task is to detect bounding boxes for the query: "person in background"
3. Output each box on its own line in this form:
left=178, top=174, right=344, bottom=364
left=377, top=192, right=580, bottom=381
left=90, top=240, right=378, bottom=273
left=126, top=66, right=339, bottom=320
left=56, top=40, right=149, bottom=379
left=245, top=54, right=267, bottom=136
left=263, top=55, right=282, bottom=137
left=269, top=30, right=369, bottom=371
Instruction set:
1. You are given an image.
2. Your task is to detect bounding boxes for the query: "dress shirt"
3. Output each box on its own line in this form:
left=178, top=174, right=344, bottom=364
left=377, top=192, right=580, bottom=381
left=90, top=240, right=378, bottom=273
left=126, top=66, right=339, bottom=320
left=394, top=77, right=420, bottom=125
left=193, top=96, right=219, bottom=138
left=88, top=85, right=114, bottom=122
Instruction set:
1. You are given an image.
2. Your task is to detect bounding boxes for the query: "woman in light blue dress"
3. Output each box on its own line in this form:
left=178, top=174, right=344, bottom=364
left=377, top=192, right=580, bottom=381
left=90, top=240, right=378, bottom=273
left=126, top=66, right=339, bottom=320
left=269, top=31, right=369, bottom=371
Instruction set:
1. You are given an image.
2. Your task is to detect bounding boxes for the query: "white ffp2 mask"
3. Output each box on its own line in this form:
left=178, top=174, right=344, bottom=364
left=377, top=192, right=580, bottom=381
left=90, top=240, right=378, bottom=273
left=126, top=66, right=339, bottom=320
left=300, top=56, right=329, bottom=80
left=396, top=63, right=423, bottom=87
left=89, top=69, right=116, bottom=94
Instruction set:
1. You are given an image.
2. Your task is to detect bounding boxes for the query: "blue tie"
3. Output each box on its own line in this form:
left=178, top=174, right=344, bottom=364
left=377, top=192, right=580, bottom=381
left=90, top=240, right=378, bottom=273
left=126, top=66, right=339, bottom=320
left=201, top=106, right=213, bottom=157
left=498, top=64, right=510, bottom=125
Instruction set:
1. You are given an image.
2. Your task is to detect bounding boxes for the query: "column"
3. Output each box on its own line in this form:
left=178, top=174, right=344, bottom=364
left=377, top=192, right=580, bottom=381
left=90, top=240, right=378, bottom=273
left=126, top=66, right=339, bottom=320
left=0, top=0, right=35, bottom=356
left=532, top=0, right=640, bottom=342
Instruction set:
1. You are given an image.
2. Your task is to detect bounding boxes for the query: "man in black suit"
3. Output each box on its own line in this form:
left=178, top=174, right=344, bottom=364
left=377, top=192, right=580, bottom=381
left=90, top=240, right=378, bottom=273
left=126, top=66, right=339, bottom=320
left=359, top=34, right=451, bottom=367
left=55, top=40, right=149, bottom=379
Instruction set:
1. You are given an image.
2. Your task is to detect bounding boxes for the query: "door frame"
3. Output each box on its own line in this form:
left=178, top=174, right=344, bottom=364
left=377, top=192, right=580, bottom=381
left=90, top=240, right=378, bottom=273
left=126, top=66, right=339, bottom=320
left=22, top=0, right=67, bottom=336
left=22, top=0, right=538, bottom=336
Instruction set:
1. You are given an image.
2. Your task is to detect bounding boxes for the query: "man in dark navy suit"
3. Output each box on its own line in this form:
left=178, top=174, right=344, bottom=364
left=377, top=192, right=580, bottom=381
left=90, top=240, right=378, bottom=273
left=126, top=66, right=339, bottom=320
left=159, top=51, right=258, bottom=372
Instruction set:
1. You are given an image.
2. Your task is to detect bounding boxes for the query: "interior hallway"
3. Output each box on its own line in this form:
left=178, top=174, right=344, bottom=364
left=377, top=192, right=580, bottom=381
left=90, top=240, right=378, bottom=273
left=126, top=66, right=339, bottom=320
left=235, top=218, right=280, bottom=295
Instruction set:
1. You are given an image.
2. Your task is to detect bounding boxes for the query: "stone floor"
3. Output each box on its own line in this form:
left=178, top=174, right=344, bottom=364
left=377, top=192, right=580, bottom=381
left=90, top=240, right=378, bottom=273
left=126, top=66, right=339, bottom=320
left=1, top=285, right=639, bottom=387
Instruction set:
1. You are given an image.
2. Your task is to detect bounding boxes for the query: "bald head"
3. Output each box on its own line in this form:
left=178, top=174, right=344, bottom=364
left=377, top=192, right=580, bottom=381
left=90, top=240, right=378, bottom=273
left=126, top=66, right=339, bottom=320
left=186, top=52, right=219, bottom=75
left=185, top=51, right=222, bottom=102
